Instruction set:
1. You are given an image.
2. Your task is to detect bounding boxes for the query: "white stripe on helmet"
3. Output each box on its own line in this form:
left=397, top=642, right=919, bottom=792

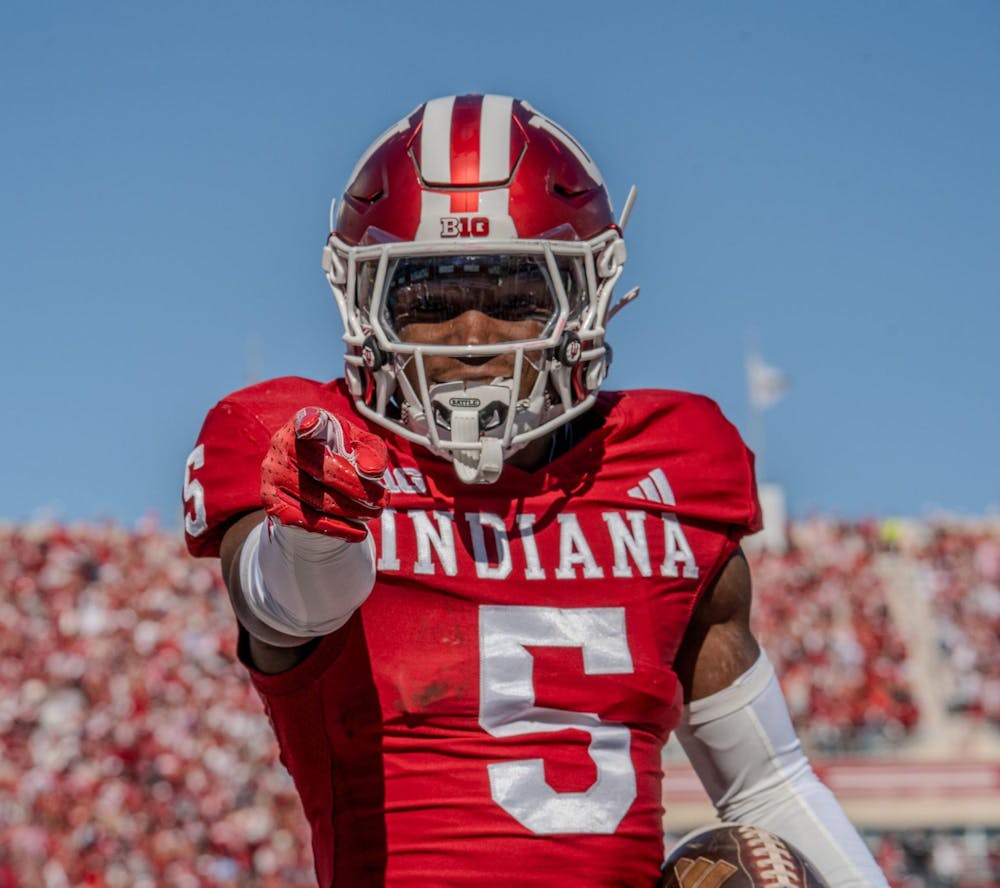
left=479, top=94, right=514, bottom=183
left=414, top=190, right=452, bottom=240
left=524, top=105, right=604, bottom=187
left=479, top=96, right=516, bottom=233
left=344, top=109, right=416, bottom=195
left=420, top=96, right=456, bottom=185
left=477, top=189, right=518, bottom=238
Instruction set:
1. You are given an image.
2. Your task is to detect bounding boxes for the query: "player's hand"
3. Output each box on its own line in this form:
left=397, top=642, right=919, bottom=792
left=260, top=407, right=389, bottom=542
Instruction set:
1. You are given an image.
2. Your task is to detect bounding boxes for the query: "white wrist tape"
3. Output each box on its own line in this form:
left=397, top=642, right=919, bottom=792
left=674, top=651, right=889, bottom=888
left=238, top=519, right=376, bottom=639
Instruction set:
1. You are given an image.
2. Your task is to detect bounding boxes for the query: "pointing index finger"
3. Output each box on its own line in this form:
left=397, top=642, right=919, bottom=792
left=293, top=407, right=355, bottom=462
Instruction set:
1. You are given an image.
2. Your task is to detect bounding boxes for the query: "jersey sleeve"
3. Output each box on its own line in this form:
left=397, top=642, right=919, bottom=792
left=614, top=390, right=762, bottom=539
left=182, top=397, right=273, bottom=558
left=676, top=393, right=762, bottom=538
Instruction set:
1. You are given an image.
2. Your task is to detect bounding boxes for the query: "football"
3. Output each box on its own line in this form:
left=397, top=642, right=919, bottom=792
left=661, top=824, right=829, bottom=888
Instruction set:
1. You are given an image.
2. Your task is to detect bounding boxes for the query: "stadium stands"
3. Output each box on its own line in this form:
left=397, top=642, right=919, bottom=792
left=0, top=522, right=312, bottom=885
left=749, top=519, right=920, bottom=754
left=909, top=524, right=1000, bottom=726
left=1, top=517, right=997, bottom=885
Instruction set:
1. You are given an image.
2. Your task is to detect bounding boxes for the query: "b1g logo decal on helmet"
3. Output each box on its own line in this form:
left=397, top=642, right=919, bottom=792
left=440, top=216, right=490, bottom=238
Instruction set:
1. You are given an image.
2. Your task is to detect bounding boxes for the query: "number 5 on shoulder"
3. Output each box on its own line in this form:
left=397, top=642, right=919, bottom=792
left=184, top=444, right=208, bottom=537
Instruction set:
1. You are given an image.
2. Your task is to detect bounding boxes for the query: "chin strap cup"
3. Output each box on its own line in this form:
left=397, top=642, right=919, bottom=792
left=430, top=381, right=510, bottom=484
left=456, top=436, right=503, bottom=484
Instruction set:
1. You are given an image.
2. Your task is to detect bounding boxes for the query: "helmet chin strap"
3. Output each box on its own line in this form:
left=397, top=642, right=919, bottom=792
left=429, top=380, right=509, bottom=484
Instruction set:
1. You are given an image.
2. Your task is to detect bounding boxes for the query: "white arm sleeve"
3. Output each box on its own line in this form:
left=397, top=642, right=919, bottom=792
left=673, top=651, right=889, bottom=888
left=237, top=518, right=376, bottom=641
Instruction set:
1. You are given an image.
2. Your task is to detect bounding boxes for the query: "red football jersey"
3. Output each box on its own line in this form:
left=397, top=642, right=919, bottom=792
left=183, top=378, right=761, bottom=887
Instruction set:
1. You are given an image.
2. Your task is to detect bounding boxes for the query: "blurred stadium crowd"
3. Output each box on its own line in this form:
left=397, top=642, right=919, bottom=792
left=0, top=516, right=997, bottom=886
left=752, top=519, right=919, bottom=754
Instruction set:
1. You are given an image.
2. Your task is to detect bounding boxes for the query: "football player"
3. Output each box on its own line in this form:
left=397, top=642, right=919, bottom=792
left=183, top=95, right=888, bottom=887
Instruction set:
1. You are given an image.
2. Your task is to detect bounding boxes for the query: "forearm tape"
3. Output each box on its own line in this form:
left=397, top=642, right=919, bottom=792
left=238, top=519, right=375, bottom=640
left=674, top=651, right=888, bottom=888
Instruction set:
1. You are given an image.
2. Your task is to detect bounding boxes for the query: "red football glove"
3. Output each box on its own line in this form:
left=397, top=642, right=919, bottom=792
left=260, top=407, right=389, bottom=542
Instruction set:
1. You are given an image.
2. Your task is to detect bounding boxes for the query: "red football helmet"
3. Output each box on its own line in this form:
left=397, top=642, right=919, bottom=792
left=322, top=94, right=637, bottom=483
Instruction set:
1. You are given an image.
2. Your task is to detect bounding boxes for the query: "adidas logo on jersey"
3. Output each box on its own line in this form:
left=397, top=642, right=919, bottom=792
left=627, top=468, right=676, bottom=506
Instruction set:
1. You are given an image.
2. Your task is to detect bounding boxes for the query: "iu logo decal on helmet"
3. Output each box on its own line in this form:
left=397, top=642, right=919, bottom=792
left=321, top=94, right=639, bottom=483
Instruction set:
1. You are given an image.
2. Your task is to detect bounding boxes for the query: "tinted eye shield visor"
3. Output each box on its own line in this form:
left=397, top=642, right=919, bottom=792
left=355, top=242, right=591, bottom=355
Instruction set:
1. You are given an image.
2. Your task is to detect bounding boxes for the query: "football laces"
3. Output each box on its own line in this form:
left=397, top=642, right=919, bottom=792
left=736, top=826, right=804, bottom=888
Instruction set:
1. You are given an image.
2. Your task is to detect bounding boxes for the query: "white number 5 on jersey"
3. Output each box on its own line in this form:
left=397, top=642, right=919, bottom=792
left=183, top=444, right=208, bottom=537
left=478, top=605, right=636, bottom=834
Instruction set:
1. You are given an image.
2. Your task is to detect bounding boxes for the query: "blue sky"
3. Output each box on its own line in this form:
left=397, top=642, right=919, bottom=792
left=1, top=2, right=998, bottom=525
